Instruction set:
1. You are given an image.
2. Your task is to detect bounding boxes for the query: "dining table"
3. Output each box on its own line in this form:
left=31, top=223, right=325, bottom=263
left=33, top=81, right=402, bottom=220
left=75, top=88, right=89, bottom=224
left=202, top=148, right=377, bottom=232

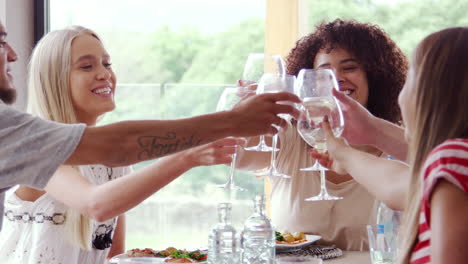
left=324, top=251, right=371, bottom=264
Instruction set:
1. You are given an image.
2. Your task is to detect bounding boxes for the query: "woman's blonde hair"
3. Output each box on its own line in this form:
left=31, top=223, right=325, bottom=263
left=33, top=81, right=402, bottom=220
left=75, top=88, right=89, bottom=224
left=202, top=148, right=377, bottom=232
left=28, top=25, right=100, bottom=123
left=27, top=25, right=103, bottom=250
left=398, top=27, right=468, bottom=263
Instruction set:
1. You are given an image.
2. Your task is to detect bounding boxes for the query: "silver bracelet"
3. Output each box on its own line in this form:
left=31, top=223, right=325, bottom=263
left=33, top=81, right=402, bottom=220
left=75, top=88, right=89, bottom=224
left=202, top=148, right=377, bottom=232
left=4, top=210, right=66, bottom=225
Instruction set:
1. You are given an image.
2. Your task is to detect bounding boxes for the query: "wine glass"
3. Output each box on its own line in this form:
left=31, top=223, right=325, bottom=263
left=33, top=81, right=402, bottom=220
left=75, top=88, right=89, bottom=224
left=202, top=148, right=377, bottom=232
left=213, top=87, right=246, bottom=191
left=295, top=69, right=345, bottom=201
left=254, top=73, right=296, bottom=178
left=242, top=53, right=286, bottom=152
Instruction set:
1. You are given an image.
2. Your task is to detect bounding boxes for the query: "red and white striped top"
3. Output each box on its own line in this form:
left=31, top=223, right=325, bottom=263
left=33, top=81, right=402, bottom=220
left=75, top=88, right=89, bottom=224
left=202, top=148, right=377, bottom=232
left=410, top=138, right=468, bottom=264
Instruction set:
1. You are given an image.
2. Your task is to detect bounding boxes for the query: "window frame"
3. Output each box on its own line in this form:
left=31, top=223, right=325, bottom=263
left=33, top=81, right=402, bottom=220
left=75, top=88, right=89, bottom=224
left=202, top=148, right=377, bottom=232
left=33, top=0, right=49, bottom=45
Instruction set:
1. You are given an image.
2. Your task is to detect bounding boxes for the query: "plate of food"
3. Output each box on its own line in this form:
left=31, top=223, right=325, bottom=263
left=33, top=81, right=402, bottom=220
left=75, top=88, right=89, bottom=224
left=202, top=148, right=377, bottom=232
left=275, top=232, right=321, bottom=250
left=110, top=247, right=207, bottom=263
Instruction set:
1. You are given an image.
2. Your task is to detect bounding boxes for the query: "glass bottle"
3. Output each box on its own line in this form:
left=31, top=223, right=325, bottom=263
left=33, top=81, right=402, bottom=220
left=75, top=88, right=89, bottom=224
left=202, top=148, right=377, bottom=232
left=241, top=195, right=275, bottom=264
left=208, top=202, right=238, bottom=264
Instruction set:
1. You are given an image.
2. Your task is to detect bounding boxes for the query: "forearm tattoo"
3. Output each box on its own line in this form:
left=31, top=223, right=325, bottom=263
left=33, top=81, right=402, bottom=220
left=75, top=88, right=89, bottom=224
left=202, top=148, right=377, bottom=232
left=137, top=132, right=203, bottom=160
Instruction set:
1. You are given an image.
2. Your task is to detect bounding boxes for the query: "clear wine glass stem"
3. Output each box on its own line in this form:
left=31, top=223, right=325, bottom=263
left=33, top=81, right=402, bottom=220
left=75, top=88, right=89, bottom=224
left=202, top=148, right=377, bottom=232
left=227, top=153, right=237, bottom=186
left=300, top=159, right=323, bottom=171
left=270, top=134, right=279, bottom=169
left=300, top=147, right=328, bottom=171
left=257, top=135, right=268, bottom=149
left=254, top=133, right=291, bottom=178
left=318, top=168, right=328, bottom=195
left=244, top=135, right=276, bottom=152
left=315, top=147, right=329, bottom=172
left=304, top=148, right=342, bottom=201
left=213, top=147, right=245, bottom=191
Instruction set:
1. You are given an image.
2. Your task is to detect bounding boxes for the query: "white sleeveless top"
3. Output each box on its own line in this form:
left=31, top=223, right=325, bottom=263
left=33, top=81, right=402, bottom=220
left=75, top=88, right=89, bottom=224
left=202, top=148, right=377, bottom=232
left=270, top=121, right=378, bottom=251
left=0, top=165, right=131, bottom=264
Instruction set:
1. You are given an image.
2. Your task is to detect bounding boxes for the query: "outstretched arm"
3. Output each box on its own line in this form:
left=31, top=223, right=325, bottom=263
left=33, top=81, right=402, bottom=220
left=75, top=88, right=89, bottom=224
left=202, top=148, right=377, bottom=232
left=311, top=119, right=410, bottom=210
left=66, top=92, right=300, bottom=167
left=333, top=89, right=408, bottom=161
left=47, top=138, right=243, bottom=222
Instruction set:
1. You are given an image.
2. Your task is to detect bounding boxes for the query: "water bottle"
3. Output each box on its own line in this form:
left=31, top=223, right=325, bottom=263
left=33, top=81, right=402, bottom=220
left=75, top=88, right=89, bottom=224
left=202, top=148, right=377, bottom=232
left=208, top=202, right=238, bottom=264
left=379, top=156, right=402, bottom=236
left=376, top=201, right=401, bottom=232
left=241, top=195, right=275, bottom=264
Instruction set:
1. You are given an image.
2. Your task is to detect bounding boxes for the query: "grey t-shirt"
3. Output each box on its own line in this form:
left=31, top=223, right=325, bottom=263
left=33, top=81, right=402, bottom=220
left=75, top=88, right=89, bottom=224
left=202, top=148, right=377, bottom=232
left=0, top=102, right=85, bottom=230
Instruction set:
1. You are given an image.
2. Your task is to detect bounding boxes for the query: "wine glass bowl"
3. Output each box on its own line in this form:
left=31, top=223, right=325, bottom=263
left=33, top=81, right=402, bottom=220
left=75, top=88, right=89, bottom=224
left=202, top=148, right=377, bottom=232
left=295, top=69, right=345, bottom=201
left=242, top=54, right=286, bottom=152
left=297, top=97, right=344, bottom=150
left=242, top=53, right=285, bottom=83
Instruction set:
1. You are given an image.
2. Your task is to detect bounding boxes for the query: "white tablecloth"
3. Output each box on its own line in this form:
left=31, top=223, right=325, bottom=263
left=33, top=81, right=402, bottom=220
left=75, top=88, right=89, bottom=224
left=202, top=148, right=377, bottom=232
left=324, top=251, right=371, bottom=264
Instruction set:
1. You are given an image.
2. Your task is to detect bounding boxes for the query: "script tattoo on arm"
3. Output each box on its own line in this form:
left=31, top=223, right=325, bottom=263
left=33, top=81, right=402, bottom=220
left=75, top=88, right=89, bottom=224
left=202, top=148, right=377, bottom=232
left=137, top=132, right=203, bottom=160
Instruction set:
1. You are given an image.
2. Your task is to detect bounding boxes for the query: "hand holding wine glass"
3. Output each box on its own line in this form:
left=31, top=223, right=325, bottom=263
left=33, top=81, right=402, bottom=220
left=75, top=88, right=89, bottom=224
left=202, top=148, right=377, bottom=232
left=296, top=69, right=345, bottom=201
left=241, top=53, right=287, bottom=151
left=214, top=87, right=248, bottom=190
left=253, top=73, right=296, bottom=178
left=308, top=118, right=351, bottom=176
left=227, top=91, right=301, bottom=137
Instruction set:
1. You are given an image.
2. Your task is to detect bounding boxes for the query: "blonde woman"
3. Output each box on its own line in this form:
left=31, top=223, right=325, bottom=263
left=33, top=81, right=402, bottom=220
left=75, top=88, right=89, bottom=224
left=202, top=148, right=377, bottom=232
left=0, top=26, right=242, bottom=264
left=314, top=27, right=468, bottom=264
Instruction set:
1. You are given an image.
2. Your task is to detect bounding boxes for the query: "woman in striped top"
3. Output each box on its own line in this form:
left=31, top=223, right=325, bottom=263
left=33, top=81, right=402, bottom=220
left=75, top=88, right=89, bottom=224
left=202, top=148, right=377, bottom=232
left=311, top=27, right=468, bottom=264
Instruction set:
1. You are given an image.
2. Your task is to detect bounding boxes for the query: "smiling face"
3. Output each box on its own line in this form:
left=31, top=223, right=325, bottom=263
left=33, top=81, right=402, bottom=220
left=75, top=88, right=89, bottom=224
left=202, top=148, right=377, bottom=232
left=69, top=34, right=116, bottom=124
left=314, top=47, right=369, bottom=107
left=0, top=23, right=18, bottom=104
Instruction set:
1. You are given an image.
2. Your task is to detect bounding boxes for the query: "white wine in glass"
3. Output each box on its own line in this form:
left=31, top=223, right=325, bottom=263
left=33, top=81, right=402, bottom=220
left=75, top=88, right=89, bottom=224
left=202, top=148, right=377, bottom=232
left=296, top=69, right=345, bottom=201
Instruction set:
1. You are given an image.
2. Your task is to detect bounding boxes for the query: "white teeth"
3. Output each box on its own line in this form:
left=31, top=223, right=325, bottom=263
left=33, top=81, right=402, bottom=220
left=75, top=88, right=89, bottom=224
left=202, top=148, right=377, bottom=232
left=93, top=87, right=111, bottom=94
left=343, top=90, right=353, bottom=95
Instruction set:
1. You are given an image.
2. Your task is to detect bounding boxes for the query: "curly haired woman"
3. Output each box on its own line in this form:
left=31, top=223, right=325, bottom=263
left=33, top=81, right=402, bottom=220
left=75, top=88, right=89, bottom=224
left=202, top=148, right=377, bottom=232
left=237, top=19, right=408, bottom=250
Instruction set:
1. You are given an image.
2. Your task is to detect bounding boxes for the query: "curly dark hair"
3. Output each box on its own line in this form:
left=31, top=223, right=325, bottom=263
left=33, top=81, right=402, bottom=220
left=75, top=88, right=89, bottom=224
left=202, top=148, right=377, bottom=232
left=286, top=19, right=408, bottom=123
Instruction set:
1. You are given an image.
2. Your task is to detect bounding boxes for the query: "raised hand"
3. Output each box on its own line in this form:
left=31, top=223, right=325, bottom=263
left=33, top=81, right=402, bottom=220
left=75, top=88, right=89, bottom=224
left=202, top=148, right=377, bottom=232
left=333, top=89, right=408, bottom=160
left=229, top=92, right=301, bottom=136
left=308, top=116, right=353, bottom=175
left=332, top=89, right=377, bottom=145
left=184, top=137, right=246, bottom=167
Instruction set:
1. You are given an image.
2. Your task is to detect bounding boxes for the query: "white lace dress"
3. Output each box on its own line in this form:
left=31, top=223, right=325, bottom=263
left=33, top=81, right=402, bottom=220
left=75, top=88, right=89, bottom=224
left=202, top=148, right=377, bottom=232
left=0, top=165, right=132, bottom=264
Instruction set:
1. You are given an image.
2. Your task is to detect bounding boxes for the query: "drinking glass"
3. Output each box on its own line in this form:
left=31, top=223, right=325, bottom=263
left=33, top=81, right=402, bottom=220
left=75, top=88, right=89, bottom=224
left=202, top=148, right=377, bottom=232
left=367, top=224, right=398, bottom=264
left=241, top=53, right=286, bottom=152
left=213, top=87, right=246, bottom=191
left=254, top=73, right=296, bottom=178
left=295, top=69, right=345, bottom=201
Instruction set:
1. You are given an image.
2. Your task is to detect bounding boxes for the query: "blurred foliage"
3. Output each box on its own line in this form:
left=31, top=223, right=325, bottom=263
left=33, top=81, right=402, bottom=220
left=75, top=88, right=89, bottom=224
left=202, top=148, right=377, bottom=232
left=181, top=19, right=264, bottom=84
left=307, top=0, right=468, bottom=56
